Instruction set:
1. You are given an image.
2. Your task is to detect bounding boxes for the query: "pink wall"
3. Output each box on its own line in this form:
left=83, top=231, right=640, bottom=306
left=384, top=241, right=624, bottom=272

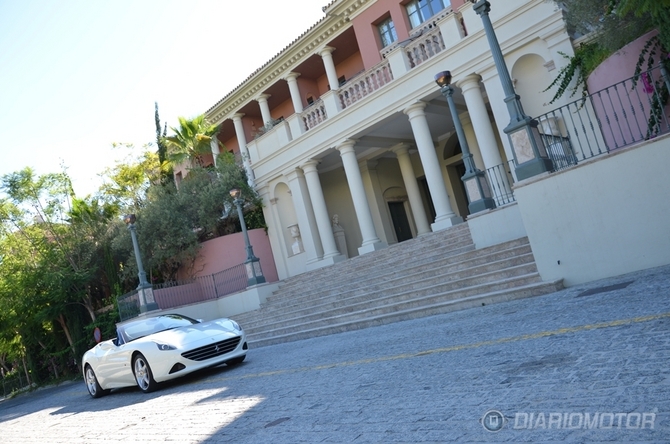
left=272, top=99, right=295, bottom=121
left=296, top=77, right=320, bottom=108
left=179, top=228, right=279, bottom=283
left=353, top=0, right=411, bottom=69
left=587, top=30, right=669, bottom=150
left=220, top=134, right=240, bottom=154
left=587, top=30, right=659, bottom=92
left=338, top=52, right=366, bottom=82
left=352, top=0, right=462, bottom=70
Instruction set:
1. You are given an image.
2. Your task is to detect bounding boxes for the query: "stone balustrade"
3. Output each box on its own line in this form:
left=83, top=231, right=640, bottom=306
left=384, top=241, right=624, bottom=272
left=301, top=99, right=328, bottom=131
left=337, top=60, right=394, bottom=110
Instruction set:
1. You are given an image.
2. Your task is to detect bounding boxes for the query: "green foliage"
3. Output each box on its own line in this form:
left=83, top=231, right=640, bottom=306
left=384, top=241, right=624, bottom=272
left=548, top=0, right=670, bottom=103
left=631, top=35, right=670, bottom=138
left=118, top=151, right=263, bottom=282
left=162, top=115, right=221, bottom=167
left=155, top=103, right=173, bottom=185
left=544, top=43, right=610, bottom=104
left=0, top=117, right=264, bottom=391
left=97, top=144, right=164, bottom=213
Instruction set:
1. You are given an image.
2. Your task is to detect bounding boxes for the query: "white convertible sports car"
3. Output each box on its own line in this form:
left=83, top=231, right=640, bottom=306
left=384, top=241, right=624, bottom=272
left=82, top=314, right=247, bottom=398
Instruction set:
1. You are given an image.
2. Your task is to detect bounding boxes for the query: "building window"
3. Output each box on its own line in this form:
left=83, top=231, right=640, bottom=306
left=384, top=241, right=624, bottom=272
left=378, top=17, right=398, bottom=48
left=406, top=0, right=450, bottom=28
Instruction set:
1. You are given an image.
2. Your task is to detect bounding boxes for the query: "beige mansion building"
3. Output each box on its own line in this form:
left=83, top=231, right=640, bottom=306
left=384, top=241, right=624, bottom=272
left=187, top=0, right=670, bottom=287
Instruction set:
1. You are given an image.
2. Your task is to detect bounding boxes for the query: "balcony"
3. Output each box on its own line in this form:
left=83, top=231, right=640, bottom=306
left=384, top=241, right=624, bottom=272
left=337, top=60, right=394, bottom=110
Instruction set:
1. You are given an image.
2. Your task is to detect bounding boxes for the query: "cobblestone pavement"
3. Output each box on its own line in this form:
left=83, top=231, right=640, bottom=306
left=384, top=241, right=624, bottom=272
left=1, top=264, right=669, bottom=443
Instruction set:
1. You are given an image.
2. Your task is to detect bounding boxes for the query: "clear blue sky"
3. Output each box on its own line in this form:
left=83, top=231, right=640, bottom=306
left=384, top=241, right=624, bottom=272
left=0, top=0, right=325, bottom=196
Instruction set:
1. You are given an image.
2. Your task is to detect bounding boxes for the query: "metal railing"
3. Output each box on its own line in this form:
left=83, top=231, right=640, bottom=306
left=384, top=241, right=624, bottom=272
left=117, top=263, right=256, bottom=322
left=534, top=63, right=670, bottom=172
left=485, top=160, right=516, bottom=206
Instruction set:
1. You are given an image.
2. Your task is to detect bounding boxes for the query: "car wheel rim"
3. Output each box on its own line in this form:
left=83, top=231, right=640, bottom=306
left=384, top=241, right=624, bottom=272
left=86, top=368, right=97, bottom=395
left=134, top=358, right=149, bottom=390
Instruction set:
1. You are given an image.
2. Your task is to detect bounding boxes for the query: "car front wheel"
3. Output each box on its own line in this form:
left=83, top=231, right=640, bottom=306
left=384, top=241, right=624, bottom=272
left=133, top=353, right=158, bottom=393
left=85, top=365, right=109, bottom=398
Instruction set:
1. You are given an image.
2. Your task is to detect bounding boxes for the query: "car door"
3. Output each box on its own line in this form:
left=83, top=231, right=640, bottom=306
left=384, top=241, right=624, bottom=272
left=95, top=341, right=135, bottom=387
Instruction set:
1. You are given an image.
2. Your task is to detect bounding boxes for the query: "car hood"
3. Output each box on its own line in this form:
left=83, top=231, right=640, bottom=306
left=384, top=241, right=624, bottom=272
left=140, top=319, right=242, bottom=347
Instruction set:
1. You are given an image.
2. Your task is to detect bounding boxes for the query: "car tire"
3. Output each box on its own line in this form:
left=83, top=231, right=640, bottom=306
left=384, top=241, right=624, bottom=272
left=85, top=365, right=109, bottom=398
left=226, top=355, right=246, bottom=366
left=133, top=353, right=158, bottom=393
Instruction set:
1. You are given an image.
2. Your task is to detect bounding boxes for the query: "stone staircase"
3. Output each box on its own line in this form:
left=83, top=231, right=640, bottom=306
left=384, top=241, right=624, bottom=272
left=234, top=223, right=563, bottom=348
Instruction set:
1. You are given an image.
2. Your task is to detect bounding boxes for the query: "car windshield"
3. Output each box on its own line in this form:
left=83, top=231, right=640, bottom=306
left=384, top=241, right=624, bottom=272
left=119, top=314, right=198, bottom=343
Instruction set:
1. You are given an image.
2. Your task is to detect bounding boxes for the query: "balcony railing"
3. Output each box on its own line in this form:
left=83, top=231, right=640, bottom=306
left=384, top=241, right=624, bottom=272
left=337, top=60, right=394, bottom=110
left=301, top=99, right=327, bottom=131
left=405, top=24, right=446, bottom=68
left=534, top=63, right=670, bottom=173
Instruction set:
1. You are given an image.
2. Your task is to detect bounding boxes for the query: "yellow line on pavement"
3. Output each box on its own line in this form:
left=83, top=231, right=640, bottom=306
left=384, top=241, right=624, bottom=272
left=219, top=311, right=670, bottom=382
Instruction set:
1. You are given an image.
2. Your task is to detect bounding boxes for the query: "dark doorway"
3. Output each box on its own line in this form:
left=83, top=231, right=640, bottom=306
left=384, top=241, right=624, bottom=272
left=388, top=201, right=413, bottom=243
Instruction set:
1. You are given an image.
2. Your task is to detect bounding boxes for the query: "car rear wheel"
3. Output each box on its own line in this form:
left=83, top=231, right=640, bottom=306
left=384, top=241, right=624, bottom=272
left=85, top=365, right=109, bottom=398
left=133, top=353, right=158, bottom=393
left=226, top=355, right=246, bottom=366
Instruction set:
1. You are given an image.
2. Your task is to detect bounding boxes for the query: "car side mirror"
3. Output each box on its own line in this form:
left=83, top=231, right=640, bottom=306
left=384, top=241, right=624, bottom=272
left=98, top=341, right=115, bottom=350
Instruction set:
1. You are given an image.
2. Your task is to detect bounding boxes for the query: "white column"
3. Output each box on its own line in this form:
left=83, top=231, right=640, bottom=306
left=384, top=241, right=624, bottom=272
left=390, top=144, right=431, bottom=236
left=319, top=47, right=340, bottom=91
left=301, top=160, right=345, bottom=262
left=285, top=167, right=323, bottom=265
left=480, top=67, right=517, bottom=180
left=210, top=138, right=220, bottom=167
left=256, top=94, right=272, bottom=125
left=457, top=75, right=506, bottom=170
left=285, top=72, right=304, bottom=113
left=258, top=186, right=289, bottom=279
left=232, top=113, right=255, bottom=186
left=460, top=114, right=486, bottom=170
left=337, top=140, right=387, bottom=254
left=404, top=102, right=462, bottom=231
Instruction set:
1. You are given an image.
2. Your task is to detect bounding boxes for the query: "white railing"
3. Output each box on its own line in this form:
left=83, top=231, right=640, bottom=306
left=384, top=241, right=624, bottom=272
left=337, top=60, right=394, bottom=110
left=300, top=99, right=328, bottom=131
left=405, top=26, right=446, bottom=68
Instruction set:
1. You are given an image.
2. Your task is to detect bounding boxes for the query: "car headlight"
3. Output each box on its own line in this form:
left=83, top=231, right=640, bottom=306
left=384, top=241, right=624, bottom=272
left=229, top=320, right=241, bottom=331
left=154, top=342, right=176, bottom=351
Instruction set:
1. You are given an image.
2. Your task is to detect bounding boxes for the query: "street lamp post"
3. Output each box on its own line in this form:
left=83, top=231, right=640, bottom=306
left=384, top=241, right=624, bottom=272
left=123, top=214, right=158, bottom=313
left=470, top=0, right=553, bottom=180
left=435, top=70, right=496, bottom=214
left=229, top=188, right=266, bottom=286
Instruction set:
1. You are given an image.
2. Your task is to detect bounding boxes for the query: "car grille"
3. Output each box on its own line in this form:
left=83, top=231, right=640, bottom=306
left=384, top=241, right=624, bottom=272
left=181, top=337, right=241, bottom=361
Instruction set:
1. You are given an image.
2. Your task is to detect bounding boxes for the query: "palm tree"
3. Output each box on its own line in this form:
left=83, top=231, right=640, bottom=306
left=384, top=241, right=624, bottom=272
left=162, top=115, right=220, bottom=168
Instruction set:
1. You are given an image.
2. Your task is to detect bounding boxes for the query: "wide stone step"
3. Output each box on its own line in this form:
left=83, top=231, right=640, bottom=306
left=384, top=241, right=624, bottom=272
left=265, top=241, right=533, bottom=309
left=247, top=279, right=564, bottom=348
left=255, top=251, right=537, bottom=320
left=271, top=232, right=475, bottom=296
left=245, top=268, right=543, bottom=335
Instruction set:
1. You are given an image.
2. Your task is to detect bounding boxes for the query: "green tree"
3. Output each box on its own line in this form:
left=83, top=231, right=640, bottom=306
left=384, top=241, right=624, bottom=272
left=162, top=115, right=220, bottom=167
left=155, top=102, right=173, bottom=184
left=126, top=152, right=263, bottom=282
left=97, top=143, right=163, bottom=213
left=0, top=168, right=111, bottom=379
